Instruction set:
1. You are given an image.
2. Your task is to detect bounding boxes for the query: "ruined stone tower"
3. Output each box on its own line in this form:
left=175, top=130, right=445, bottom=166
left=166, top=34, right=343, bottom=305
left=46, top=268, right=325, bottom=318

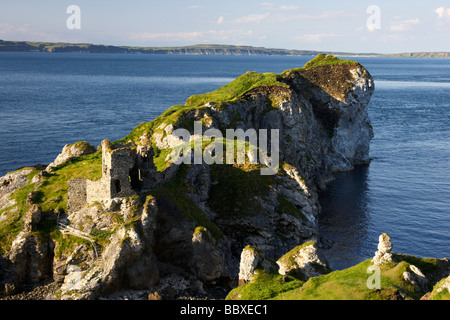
left=86, top=139, right=137, bottom=202
left=67, top=139, right=138, bottom=213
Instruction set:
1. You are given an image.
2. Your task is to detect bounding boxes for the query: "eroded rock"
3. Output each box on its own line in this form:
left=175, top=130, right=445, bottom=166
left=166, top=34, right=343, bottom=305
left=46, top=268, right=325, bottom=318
left=372, top=233, right=394, bottom=265
left=276, top=241, right=329, bottom=280
left=46, top=141, right=96, bottom=171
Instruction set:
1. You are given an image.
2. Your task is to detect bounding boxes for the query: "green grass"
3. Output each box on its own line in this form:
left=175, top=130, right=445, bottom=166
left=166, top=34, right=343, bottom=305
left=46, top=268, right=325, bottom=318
left=51, top=229, right=92, bottom=259
left=227, top=254, right=447, bottom=300
left=0, top=153, right=102, bottom=254
left=148, top=164, right=223, bottom=240
left=34, top=152, right=102, bottom=212
left=118, top=54, right=360, bottom=149
left=226, top=270, right=304, bottom=300
left=302, top=53, right=357, bottom=70
left=185, top=71, right=288, bottom=108
left=429, top=277, right=450, bottom=300
left=119, top=104, right=198, bottom=144
left=0, top=168, right=40, bottom=254
left=208, top=161, right=274, bottom=220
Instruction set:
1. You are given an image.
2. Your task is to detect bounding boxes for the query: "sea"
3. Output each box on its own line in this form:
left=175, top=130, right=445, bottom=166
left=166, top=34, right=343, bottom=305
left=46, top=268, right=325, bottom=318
left=1, top=52, right=449, bottom=270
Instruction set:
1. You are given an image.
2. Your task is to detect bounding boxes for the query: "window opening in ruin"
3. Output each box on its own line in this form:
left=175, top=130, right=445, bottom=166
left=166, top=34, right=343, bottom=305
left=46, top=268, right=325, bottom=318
left=129, top=166, right=141, bottom=191
left=114, top=179, right=121, bottom=193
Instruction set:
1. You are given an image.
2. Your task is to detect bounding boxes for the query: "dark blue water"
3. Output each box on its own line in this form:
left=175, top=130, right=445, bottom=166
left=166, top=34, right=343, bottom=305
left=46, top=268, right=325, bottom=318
left=1, top=52, right=449, bottom=269
left=319, top=58, right=450, bottom=269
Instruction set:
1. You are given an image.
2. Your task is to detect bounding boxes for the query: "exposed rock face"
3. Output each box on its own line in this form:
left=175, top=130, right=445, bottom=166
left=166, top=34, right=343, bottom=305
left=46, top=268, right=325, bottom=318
left=431, top=275, right=450, bottom=299
left=0, top=169, right=33, bottom=223
left=403, top=264, right=428, bottom=292
left=46, top=141, right=96, bottom=171
left=372, top=233, right=394, bottom=265
left=7, top=231, right=54, bottom=286
left=238, top=246, right=277, bottom=285
left=192, top=227, right=227, bottom=283
left=23, top=204, right=42, bottom=232
left=101, top=226, right=159, bottom=293
left=0, top=169, right=32, bottom=199
left=236, top=241, right=329, bottom=284
left=0, top=55, right=377, bottom=299
left=276, top=241, right=329, bottom=280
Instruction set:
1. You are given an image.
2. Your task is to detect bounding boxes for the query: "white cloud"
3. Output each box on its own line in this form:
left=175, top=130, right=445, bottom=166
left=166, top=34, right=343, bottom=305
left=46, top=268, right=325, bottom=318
left=294, top=33, right=340, bottom=43
left=0, top=23, right=15, bottom=35
left=390, top=18, right=420, bottom=32
left=217, top=16, right=224, bottom=24
left=260, top=3, right=300, bottom=11
left=234, top=10, right=352, bottom=25
left=274, top=10, right=355, bottom=23
left=129, top=29, right=253, bottom=43
left=234, top=13, right=270, bottom=24
left=0, top=23, right=57, bottom=41
left=278, top=5, right=301, bottom=11
left=435, top=7, right=450, bottom=19
left=260, top=2, right=274, bottom=8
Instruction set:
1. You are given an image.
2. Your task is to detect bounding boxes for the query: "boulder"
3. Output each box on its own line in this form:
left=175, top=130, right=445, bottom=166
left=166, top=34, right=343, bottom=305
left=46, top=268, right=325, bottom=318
left=238, top=245, right=277, bottom=285
left=191, top=227, right=227, bottom=284
left=101, top=226, right=159, bottom=293
left=7, top=231, right=54, bottom=285
left=0, top=168, right=32, bottom=199
left=372, top=233, right=394, bottom=265
left=276, top=241, right=329, bottom=280
left=23, top=204, right=42, bottom=232
left=429, top=274, right=450, bottom=299
left=403, top=264, right=428, bottom=292
left=46, top=141, right=96, bottom=171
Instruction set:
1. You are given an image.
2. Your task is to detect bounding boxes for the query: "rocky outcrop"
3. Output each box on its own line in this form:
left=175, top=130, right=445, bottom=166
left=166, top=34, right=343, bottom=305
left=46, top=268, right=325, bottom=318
left=276, top=241, right=329, bottom=280
left=428, top=275, right=450, bottom=299
left=403, top=264, right=428, bottom=292
left=0, top=168, right=33, bottom=224
left=372, top=233, right=394, bottom=265
left=238, top=245, right=277, bottom=285
left=192, top=227, right=227, bottom=283
left=0, top=55, right=377, bottom=299
left=235, top=240, right=330, bottom=286
left=46, top=141, right=96, bottom=171
left=228, top=234, right=450, bottom=300
left=7, top=230, right=54, bottom=287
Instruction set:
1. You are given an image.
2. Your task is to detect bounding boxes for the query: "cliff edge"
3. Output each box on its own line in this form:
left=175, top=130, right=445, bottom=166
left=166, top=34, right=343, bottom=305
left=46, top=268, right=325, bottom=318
left=0, top=54, right=391, bottom=300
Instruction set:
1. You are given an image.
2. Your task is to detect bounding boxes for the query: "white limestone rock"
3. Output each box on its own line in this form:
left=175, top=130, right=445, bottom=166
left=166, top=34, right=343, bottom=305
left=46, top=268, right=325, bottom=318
left=372, top=233, right=394, bottom=265
left=276, top=241, right=329, bottom=280
left=46, top=141, right=96, bottom=171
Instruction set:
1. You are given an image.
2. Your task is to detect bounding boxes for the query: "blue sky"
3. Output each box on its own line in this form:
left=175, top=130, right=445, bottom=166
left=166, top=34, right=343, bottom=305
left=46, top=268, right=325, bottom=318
left=0, top=1, right=449, bottom=53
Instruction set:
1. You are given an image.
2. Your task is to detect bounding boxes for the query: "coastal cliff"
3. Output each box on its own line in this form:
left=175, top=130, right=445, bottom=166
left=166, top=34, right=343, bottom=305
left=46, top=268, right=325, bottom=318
left=0, top=54, right=448, bottom=300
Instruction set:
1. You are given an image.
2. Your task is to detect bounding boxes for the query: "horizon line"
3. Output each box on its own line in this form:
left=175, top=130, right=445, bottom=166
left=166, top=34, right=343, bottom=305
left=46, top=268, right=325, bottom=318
left=1, top=39, right=450, bottom=57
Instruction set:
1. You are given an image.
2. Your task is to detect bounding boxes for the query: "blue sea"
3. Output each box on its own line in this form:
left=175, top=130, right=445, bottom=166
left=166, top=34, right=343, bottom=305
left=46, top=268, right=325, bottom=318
left=0, top=52, right=449, bottom=269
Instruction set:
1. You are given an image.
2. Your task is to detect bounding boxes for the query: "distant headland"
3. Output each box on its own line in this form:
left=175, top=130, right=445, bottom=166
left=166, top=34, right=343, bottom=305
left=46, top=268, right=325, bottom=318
left=0, top=39, right=448, bottom=58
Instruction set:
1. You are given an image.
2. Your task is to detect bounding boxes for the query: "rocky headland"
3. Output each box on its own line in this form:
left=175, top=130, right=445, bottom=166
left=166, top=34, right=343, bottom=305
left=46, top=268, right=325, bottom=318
left=0, top=54, right=448, bottom=300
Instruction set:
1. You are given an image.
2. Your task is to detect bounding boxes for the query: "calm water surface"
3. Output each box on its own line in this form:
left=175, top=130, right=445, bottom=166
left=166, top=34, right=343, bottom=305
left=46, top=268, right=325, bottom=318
left=1, top=52, right=449, bottom=269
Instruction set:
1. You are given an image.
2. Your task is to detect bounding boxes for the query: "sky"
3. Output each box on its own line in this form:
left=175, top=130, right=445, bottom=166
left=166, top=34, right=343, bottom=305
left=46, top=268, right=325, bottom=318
left=0, top=0, right=449, bottom=53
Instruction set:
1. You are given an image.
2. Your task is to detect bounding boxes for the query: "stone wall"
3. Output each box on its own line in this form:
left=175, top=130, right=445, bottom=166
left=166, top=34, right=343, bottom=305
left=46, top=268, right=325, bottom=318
left=68, top=140, right=139, bottom=213
left=67, top=178, right=87, bottom=213
left=86, top=179, right=108, bottom=204
left=107, top=147, right=136, bottom=198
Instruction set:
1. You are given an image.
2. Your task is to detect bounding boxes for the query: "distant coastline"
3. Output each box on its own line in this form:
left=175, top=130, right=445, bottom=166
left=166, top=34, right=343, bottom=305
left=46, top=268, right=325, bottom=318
left=1, top=40, right=449, bottom=58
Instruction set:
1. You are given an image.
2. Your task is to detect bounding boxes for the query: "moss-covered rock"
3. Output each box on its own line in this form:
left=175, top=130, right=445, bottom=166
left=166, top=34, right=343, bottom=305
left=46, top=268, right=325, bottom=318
left=227, top=252, right=450, bottom=300
left=0, top=54, right=377, bottom=299
left=276, top=241, right=331, bottom=281
left=429, top=275, right=450, bottom=300
left=46, top=141, right=97, bottom=171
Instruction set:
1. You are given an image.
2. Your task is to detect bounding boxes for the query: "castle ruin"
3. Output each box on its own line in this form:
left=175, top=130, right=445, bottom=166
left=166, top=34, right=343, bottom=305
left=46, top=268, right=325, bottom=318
left=67, top=139, right=153, bottom=213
